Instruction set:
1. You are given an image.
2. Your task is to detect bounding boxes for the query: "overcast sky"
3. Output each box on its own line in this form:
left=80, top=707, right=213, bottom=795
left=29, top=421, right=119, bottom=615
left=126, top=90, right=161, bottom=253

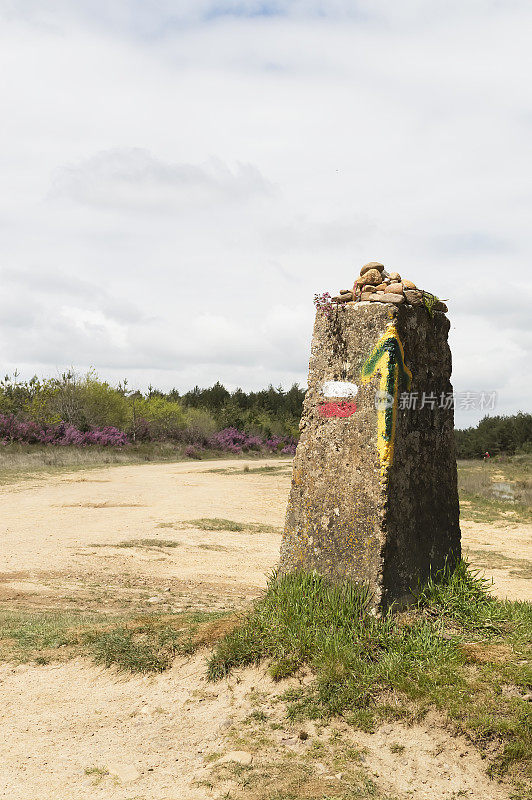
left=1, top=1, right=531, bottom=427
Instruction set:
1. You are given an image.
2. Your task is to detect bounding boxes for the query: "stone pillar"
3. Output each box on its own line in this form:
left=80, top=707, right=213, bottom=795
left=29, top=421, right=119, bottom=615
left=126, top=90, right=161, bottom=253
left=279, top=302, right=461, bottom=610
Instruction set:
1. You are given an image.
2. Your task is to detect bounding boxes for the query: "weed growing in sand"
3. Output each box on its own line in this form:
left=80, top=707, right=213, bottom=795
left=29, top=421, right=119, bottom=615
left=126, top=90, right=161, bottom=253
left=190, top=518, right=246, bottom=531
left=207, top=565, right=532, bottom=780
left=184, top=518, right=280, bottom=534
left=92, top=538, right=182, bottom=549
left=457, top=459, right=532, bottom=524
left=152, top=518, right=280, bottom=534
left=197, top=544, right=231, bottom=551
left=210, top=736, right=394, bottom=800
left=85, top=612, right=236, bottom=672
left=241, top=464, right=291, bottom=474
left=84, top=622, right=189, bottom=671
left=84, top=766, right=109, bottom=786
left=389, top=743, right=405, bottom=755
left=0, top=610, right=235, bottom=672
left=464, top=549, right=532, bottom=580
left=204, top=464, right=290, bottom=476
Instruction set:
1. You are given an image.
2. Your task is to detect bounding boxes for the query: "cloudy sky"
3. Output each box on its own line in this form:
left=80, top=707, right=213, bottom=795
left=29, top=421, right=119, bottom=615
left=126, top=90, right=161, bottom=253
left=1, top=1, right=531, bottom=427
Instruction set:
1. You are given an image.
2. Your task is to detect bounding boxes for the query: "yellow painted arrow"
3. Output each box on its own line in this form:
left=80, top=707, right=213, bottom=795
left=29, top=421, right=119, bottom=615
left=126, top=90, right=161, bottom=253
left=360, top=323, right=412, bottom=476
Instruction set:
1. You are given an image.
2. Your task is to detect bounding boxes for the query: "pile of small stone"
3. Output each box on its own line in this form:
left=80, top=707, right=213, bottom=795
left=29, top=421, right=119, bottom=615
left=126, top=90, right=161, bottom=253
left=332, top=262, right=447, bottom=312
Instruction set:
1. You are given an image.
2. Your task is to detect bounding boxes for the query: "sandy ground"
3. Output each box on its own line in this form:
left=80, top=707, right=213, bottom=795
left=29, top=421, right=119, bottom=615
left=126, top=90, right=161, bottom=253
left=0, top=655, right=513, bottom=800
left=0, top=458, right=530, bottom=799
left=0, top=459, right=292, bottom=613
left=0, top=458, right=529, bottom=610
left=461, top=518, right=532, bottom=602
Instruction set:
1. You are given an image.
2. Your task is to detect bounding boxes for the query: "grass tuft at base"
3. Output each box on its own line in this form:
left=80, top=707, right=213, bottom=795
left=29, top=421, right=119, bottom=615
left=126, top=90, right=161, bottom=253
left=207, top=564, right=532, bottom=781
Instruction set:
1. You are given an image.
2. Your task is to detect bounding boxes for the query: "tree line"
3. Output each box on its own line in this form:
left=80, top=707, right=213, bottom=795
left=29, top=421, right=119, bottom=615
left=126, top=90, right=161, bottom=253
left=0, top=371, right=529, bottom=457
left=454, top=412, right=532, bottom=459
left=0, top=371, right=304, bottom=445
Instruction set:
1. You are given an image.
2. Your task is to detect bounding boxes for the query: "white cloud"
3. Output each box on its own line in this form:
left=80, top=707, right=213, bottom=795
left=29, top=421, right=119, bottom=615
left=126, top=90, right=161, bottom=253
left=51, top=149, right=273, bottom=211
left=60, top=306, right=128, bottom=349
left=0, top=2, right=531, bottom=424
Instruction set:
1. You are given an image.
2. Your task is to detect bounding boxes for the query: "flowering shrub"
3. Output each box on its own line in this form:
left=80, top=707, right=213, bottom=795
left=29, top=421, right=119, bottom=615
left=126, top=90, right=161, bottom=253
left=129, top=417, right=152, bottom=442
left=281, top=444, right=297, bottom=455
left=0, top=414, right=128, bottom=447
left=264, top=436, right=283, bottom=451
left=80, top=426, right=128, bottom=447
left=184, top=444, right=203, bottom=459
left=207, top=428, right=297, bottom=455
left=0, top=414, right=297, bottom=455
left=208, top=427, right=247, bottom=454
left=314, top=291, right=347, bottom=318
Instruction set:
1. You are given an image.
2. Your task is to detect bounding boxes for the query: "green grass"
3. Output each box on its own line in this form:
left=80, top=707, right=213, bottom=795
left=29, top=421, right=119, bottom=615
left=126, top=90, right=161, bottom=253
left=92, top=538, right=182, bottom=549
left=0, top=609, right=233, bottom=671
left=84, top=620, right=189, bottom=672
left=84, top=766, right=109, bottom=786
left=207, top=565, right=532, bottom=781
left=0, top=441, right=189, bottom=484
left=204, top=464, right=290, bottom=476
left=457, top=458, right=532, bottom=524
left=185, top=518, right=280, bottom=534
left=415, top=560, right=508, bottom=629
left=460, top=493, right=532, bottom=525
left=464, top=549, right=532, bottom=581
left=0, top=442, right=292, bottom=485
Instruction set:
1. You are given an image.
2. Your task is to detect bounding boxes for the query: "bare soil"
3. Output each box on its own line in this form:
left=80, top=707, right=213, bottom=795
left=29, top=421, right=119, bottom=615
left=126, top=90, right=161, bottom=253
left=0, top=458, right=530, bottom=799
left=0, top=459, right=292, bottom=614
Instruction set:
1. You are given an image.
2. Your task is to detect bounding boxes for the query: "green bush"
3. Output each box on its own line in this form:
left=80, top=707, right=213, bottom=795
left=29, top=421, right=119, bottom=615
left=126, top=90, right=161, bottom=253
left=182, top=407, right=217, bottom=440
left=67, top=375, right=129, bottom=430
left=131, top=395, right=185, bottom=438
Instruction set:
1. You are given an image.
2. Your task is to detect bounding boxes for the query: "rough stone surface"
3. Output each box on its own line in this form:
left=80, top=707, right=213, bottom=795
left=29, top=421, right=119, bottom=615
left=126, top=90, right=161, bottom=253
left=375, top=293, right=405, bottom=304
left=358, top=269, right=382, bottom=286
left=404, top=289, right=423, bottom=305
left=360, top=261, right=384, bottom=275
left=332, top=292, right=354, bottom=303
left=279, top=303, right=461, bottom=610
left=387, top=282, right=403, bottom=294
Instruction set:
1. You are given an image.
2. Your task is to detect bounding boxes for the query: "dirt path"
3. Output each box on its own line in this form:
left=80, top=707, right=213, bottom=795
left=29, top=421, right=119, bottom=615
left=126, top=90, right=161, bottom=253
left=0, top=459, right=292, bottom=613
left=0, top=459, right=529, bottom=799
left=461, top=519, right=532, bottom=601
left=0, top=654, right=513, bottom=800
left=0, top=458, right=529, bottom=609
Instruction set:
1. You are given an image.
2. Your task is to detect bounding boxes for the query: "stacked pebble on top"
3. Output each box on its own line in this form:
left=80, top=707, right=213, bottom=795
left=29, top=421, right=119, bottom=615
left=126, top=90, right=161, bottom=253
left=332, top=262, right=447, bottom=312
